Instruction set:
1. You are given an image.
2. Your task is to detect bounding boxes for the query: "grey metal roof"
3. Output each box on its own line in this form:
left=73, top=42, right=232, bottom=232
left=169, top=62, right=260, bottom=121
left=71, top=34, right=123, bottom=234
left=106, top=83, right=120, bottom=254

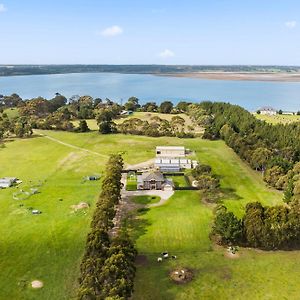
left=141, top=171, right=164, bottom=182
left=259, top=106, right=276, bottom=111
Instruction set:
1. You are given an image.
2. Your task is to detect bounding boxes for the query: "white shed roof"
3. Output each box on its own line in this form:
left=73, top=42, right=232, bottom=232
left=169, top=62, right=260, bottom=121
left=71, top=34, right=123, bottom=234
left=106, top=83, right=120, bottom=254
left=156, top=146, right=185, bottom=151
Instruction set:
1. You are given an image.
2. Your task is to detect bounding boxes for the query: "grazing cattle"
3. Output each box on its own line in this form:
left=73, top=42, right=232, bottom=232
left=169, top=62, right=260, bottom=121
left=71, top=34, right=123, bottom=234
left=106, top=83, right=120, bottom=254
left=157, top=257, right=162, bottom=262
left=163, top=253, right=169, bottom=259
left=172, top=255, right=177, bottom=259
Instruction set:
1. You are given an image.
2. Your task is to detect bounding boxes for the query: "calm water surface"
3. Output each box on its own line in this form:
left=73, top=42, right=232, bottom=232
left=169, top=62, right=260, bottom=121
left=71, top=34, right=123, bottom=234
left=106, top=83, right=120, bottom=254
left=0, top=72, right=300, bottom=111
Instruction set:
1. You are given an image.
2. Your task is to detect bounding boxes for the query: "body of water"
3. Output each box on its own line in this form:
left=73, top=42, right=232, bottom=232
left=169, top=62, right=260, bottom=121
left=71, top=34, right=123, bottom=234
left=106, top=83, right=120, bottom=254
left=0, top=72, right=300, bottom=111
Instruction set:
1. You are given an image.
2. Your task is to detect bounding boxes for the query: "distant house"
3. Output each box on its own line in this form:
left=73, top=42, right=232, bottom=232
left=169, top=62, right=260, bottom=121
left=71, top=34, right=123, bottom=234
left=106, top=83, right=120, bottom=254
left=154, top=146, right=198, bottom=171
left=120, top=110, right=133, bottom=116
left=0, top=177, right=18, bottom=189
left=282, top=111, right=295, bottom=115
left=137, top=171, right=174, bottom=191
left=259, top=106, right=277, bottom=116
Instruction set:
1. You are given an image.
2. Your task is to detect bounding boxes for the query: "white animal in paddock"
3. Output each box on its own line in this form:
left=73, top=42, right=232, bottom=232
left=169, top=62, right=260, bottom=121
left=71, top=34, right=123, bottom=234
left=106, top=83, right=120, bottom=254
left=157, top=257, right=162, bottom=262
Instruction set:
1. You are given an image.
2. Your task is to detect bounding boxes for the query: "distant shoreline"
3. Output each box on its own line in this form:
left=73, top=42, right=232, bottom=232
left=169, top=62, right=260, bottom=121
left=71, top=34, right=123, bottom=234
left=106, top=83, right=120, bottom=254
left=157, top=72, right=300, bottom=82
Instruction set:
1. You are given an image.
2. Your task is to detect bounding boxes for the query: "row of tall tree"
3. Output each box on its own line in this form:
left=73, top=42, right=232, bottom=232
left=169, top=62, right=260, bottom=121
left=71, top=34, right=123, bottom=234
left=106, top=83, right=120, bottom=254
left=212, top=201, right=300, bottom=250
left=191, top=102, right=300, bottom=203
left=77, top=155, right=137, bottom=300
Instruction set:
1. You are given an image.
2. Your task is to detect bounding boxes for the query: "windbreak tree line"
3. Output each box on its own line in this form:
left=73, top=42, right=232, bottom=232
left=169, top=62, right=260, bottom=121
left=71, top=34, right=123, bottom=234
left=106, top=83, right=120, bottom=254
left=212, top=201, right=300, bottom=250
left=77, top=155, right=137, bottom=300
left=189, top=102, right=300, bottom=204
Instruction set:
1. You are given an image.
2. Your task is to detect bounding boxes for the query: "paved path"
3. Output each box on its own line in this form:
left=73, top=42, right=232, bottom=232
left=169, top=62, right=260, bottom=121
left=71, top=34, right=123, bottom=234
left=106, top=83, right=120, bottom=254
left=121, top=174, right=174, bottom=207
left=35, top=131, right=109, bottom=158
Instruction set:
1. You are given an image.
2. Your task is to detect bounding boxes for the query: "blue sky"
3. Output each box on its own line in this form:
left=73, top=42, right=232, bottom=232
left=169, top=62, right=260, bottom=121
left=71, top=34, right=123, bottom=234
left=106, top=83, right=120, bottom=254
left=0, top=0, right=299, bottom=65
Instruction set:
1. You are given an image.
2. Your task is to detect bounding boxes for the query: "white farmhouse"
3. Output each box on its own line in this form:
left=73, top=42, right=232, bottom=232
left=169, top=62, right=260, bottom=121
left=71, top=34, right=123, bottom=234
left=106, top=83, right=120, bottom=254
left=259, top=106, right=277, bottom=116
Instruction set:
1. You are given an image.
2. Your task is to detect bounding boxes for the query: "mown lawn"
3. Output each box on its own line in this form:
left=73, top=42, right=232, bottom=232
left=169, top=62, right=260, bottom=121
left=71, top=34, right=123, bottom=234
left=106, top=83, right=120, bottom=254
left=168, top=175, right=189, bottom=188
left=0, top=132, right=162, bottom=299
left=132, top=195, right=160, bottom=205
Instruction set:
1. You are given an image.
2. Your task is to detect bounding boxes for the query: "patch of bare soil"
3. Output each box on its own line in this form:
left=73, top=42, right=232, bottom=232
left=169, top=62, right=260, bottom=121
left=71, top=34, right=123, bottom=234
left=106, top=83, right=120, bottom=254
left=135, top=254, right=149, bottom=266
left=169, top=268, right=193, bottom=284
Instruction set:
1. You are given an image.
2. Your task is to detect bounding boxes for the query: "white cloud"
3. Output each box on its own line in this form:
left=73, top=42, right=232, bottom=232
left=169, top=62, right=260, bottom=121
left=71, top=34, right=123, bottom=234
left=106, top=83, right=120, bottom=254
left=159, top=49, right=175, bottom=58
left=99, top=25, right=123, bottom=37
left=0, top=3, right=7, bottom=12
left=285, top=21, right=297, bottom=29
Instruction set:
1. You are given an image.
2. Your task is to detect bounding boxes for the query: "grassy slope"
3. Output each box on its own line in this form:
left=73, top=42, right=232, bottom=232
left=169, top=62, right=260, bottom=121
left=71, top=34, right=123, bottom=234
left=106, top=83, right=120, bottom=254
left=0, top=135, right=106, bottom=300
left=254, top=113, right=300, bottom=124
left=72, top=112, right=204, bottom=133
left=132, top=139, right=300, bottom=300
left=0, top=132, right=166, bottom=299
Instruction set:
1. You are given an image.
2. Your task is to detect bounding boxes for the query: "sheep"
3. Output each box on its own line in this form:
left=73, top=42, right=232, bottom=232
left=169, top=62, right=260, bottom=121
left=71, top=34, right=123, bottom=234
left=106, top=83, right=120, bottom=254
left=157, top=257, right=162, bottom=262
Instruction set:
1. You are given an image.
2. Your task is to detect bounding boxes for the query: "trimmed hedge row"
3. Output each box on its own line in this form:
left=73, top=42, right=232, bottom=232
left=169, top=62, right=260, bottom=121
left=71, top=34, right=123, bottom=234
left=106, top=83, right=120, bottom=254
left=77, top=154, right=137, bottom=300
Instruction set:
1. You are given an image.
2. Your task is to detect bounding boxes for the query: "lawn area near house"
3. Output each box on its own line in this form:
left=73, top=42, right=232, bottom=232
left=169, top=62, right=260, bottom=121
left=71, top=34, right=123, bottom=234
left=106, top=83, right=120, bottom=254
left=126, top=173, right=137, bottom=191
left=131, top=195, right=161, bottom=205
left=167, top=175, right=190, bottom=188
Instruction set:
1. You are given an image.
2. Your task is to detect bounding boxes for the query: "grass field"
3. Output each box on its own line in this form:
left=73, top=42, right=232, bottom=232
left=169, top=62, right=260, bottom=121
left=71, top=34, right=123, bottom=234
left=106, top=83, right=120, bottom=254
left=0, top=130, right=296, bottom=299
left=0, top=132, right=167, bottom=299
left=129, top=139, right=300, bottom=300
left=254, top=113, right=300, bottom=124
left=3, top=107, right=19, bottom=119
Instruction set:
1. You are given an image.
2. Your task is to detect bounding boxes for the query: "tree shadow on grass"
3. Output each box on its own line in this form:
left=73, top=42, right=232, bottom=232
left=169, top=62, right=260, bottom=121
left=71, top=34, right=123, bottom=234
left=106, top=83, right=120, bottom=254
left=124, top=207, right=152, bottom=243
left=201, top=187, right=242, bottom=205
